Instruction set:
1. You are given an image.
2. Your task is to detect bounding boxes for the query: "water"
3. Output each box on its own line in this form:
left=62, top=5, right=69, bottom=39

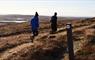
left=0, top=20, right=27, bottom=23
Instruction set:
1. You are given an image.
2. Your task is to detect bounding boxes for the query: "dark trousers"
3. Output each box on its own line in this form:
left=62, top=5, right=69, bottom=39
left=32, top=30, right=38, bottom=37
left=51, top=24, right=57, bottom=33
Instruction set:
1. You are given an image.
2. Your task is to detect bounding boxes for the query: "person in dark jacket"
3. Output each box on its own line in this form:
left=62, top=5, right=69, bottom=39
left=50, top=12, right=57, bottom=33
left=31, top=12, right=39, bottom=37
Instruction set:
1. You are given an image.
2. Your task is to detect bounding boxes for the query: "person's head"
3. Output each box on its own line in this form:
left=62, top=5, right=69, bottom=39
left=54, top=12, right=57, bottom=16
left=35, top=12, right=39, bottom=17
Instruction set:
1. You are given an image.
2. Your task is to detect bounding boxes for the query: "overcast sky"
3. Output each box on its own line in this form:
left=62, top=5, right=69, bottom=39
left=0, top=0, right=95, bottom=17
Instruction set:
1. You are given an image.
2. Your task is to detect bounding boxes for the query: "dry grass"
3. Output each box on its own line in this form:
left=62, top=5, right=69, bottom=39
left=0, top=17, right=95, bottom=60
left=75, top=29, right=95, bottom=60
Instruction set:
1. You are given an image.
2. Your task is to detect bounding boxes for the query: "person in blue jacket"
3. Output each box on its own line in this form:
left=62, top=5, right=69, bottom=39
left=31, top=12, right=39, bottom=37
left=50, top=12, right=57, bottom=34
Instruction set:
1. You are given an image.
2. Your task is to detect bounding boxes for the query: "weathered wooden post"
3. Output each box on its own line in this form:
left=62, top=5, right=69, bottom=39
left=66, top=23, right=75, bottom=60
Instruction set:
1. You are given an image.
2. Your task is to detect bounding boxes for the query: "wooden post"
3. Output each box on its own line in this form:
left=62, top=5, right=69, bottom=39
left=66, top=23, right=75, bottom=60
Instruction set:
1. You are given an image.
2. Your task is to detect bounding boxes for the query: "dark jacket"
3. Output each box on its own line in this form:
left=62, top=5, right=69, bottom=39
left=51, top=16, right=57, bottom=26
left=50, top=16, right=57, bottom=32
left=31, top=16, right=39, bottom=31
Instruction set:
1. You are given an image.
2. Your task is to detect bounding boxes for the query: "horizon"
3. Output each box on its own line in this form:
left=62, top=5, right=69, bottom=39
left=0, top=0, right=95, bottom=17
left=0, top=14, right=92, bottom=18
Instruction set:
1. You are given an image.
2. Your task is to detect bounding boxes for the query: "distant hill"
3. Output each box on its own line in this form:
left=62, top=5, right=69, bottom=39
left=0, top=15, right=91, bottom=22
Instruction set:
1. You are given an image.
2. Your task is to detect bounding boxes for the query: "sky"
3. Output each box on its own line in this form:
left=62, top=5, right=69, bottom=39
left=0, top=0, right=95, bottom=17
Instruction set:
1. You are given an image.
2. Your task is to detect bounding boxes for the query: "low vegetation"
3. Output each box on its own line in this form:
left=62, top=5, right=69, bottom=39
left=0, top=16, right=95, bottom=60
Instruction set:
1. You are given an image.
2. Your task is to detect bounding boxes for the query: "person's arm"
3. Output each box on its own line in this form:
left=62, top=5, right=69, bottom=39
left=56, top=17, right=57, bottom=20
left=35, top=17, right=39, bottom=28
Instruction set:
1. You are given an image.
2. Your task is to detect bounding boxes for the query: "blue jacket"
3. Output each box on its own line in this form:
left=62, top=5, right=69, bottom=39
left=31, top=16, right=39, bottom=31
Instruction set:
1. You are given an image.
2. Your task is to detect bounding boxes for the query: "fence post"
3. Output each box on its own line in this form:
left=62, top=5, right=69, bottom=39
left=66, top=23, right=75, bottom=60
